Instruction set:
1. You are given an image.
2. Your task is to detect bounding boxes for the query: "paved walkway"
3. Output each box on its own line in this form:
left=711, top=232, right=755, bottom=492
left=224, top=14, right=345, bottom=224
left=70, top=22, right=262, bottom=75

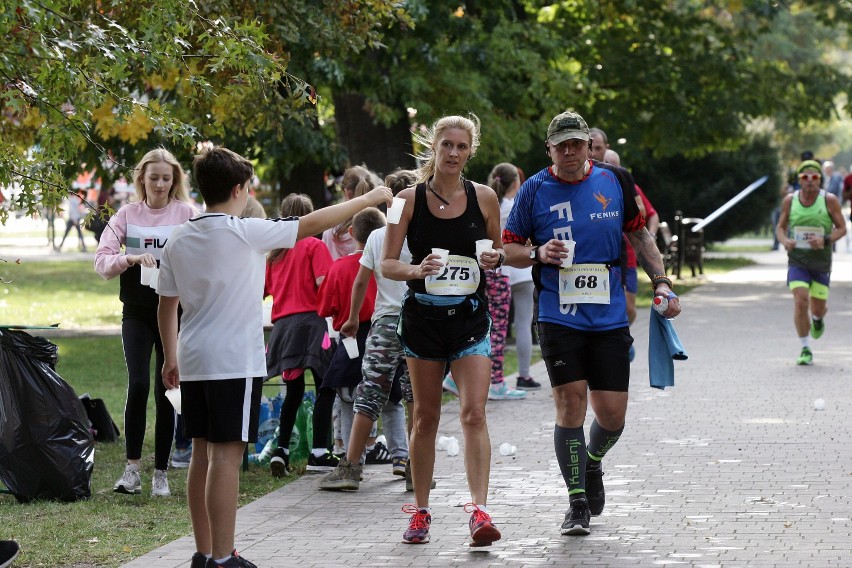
left=113, top=246, right=852, bottom=568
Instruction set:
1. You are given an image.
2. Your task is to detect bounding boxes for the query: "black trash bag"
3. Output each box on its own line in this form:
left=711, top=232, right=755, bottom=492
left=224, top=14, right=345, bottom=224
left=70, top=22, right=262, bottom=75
left=0, top=329, right=94, bottom=502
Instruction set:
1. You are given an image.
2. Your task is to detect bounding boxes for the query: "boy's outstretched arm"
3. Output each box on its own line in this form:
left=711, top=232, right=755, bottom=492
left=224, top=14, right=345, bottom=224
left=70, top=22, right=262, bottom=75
left=297, top=186, right=392, bottom=239
left=158, top=295, right=181, bottom=389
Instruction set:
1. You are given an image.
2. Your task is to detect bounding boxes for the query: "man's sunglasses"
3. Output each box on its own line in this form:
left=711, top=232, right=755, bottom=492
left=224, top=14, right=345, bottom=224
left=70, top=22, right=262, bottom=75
left=798, top=172, right=820, bottom=181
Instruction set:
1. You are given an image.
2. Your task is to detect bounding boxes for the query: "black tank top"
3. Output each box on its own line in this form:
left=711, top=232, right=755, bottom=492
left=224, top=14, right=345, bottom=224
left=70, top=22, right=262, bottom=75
left=406, top=180, right=487, bottom=296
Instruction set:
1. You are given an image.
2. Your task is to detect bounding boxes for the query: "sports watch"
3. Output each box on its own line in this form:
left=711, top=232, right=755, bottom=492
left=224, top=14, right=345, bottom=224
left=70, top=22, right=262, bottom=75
left=529, top=246, right=540, bottom=263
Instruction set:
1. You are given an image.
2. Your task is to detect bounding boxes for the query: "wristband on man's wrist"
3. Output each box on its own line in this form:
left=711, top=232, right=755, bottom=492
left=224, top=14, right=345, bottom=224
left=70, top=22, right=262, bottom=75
left=651, top=274, right=673, bottom=292
left=824, top=236, right=831, bottom=246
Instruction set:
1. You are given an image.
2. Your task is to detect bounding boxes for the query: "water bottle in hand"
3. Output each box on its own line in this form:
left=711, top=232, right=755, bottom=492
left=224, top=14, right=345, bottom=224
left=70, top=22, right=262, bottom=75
left=653, top=295, right=668, bottom=314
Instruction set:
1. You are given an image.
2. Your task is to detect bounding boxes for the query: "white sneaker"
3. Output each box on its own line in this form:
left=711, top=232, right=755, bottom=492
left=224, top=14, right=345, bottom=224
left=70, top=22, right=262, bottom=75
left=113, top=463, right=142, bottom=494
left=488, top=382, right=527, bottom=401
left=151, top=469, right=171, bottom=497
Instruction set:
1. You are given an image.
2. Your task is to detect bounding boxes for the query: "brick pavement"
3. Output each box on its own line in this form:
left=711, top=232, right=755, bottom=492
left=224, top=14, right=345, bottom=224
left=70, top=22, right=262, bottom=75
left=119, top=248, right=852, bottom=568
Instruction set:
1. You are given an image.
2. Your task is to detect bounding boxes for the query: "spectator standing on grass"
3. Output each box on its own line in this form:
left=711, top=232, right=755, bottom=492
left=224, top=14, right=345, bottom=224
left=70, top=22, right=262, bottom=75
left=264, top=194, right=335, bottom=479
left=57, top=190, right=88, bottom=252
left=95, top=148, right=198, bottom=498
left=158, top=147, right=392, bottom=568
left=89, top=186, right=114, bottom=244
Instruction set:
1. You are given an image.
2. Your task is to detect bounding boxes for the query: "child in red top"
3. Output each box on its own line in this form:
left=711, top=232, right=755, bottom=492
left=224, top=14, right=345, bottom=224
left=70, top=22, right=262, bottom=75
left=317, top=238, right=378, bottom=331
left=264, top=194, right=335, bottom=478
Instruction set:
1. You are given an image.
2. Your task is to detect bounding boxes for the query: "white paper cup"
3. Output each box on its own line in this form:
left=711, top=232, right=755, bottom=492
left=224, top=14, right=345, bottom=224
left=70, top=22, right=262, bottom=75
left=475, top=239, right=493, bottom=262
left=342, top=336, right=359, bottom=359
left=140, top=265, right=159, bottom=288
left=387, top=197, right=405, bottom=224
left=326, top=317, right=338, bottom=339
left=560, top=240, right=575, bottom=268
left=165, top=387, right=181, bottom=414
left=431, top=247, right=449, bottom=266
left=262, top=301, right=273, bottom=328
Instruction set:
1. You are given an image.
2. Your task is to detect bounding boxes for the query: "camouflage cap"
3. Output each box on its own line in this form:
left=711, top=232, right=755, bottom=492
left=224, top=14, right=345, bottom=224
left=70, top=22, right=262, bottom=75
left=547, top=111, right=590, bottom=145
left=797, top=159, right=822, bottom=176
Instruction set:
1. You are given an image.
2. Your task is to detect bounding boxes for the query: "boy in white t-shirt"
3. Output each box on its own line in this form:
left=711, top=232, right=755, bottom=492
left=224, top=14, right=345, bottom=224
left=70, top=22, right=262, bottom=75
left=157, top=147, right=391, bottom=568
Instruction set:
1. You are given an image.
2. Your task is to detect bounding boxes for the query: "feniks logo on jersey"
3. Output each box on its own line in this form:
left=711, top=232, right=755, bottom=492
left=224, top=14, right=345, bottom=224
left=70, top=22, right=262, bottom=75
left=593, top=192, right=611, bottom=210
left=589, top=191, right=619, bottom=221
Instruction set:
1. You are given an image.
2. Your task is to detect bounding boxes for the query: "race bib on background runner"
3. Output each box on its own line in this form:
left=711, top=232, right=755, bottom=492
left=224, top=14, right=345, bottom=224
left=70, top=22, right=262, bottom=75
left=793, top=226, right=824, bottom=249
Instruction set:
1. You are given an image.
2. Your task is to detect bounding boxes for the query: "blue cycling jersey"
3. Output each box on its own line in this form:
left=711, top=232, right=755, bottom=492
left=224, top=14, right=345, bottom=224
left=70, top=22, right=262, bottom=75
left=505, top=163, right=640, bottom=331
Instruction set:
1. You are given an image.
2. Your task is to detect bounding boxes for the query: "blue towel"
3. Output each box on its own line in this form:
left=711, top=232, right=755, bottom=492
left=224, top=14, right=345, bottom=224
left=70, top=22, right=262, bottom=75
left=648, top=310, right=688, bottom=389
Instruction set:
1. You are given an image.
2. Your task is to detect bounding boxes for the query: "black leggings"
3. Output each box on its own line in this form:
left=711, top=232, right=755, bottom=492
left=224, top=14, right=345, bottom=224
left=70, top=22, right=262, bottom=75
left=122, top=314, right=174, bottom=470
left=278, top=372, right=334, bottom=451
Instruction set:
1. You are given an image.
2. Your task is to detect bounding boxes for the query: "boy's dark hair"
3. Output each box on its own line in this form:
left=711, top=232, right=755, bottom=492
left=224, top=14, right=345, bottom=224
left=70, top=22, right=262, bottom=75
left=192, top=147, right=254, bottom=206
left=351, top=207, right=386, bottom=245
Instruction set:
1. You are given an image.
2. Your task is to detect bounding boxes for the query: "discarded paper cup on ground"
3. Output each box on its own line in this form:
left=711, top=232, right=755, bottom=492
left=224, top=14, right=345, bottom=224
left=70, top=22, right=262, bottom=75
left=431, top=247, right=449, bottom=266
left=446, top=438, right=460, bottom=456
left=140, top=265, right=159, bottom=288
left=475, top=239, right=493, bottom=263
left=387, top=197, right=406, bottom=224
left=342, top=336, right=359, bottom=359
left=560, top=240, right=575, bottom=268
left=499, top=442, right=517, bottom=456
left=165, top=387, right=181, bottom=414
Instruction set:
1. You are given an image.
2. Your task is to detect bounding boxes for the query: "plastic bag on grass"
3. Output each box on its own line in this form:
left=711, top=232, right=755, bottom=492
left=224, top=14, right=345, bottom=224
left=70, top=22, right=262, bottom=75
left=0, top=329, right=94, bottom=502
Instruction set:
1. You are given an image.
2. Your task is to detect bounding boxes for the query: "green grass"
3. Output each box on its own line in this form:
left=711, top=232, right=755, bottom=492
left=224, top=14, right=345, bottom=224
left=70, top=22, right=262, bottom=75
left=0, top=261, right=122, bottom=328
left=0, top=336, right=292, bottom=567
left=0, top=256, right=752, bottom=566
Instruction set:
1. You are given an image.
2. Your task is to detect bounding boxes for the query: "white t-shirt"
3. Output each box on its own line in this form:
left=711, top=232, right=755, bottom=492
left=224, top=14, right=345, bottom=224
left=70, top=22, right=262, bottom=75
left=158, top=214, right=298, bottom=381
left=500, top=195, right=533, bottom=286
left=360, top=226, right=411, bottom=321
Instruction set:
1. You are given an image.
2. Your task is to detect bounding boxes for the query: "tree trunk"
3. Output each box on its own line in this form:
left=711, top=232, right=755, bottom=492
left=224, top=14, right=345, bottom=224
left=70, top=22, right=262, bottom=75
left=279, top=160, right=328, bottom=214
left=333, top=92, right=416, bottom=178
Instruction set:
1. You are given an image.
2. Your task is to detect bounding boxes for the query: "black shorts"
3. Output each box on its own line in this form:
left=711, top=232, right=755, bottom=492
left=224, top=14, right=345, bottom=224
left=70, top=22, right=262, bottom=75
left=398, top=294, right=490, bottom=362
left=537, top=322, right=632, bottom=392
left=323, top=321, right=371, bottom=391
left=181, top=378, right=263, bottom=443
